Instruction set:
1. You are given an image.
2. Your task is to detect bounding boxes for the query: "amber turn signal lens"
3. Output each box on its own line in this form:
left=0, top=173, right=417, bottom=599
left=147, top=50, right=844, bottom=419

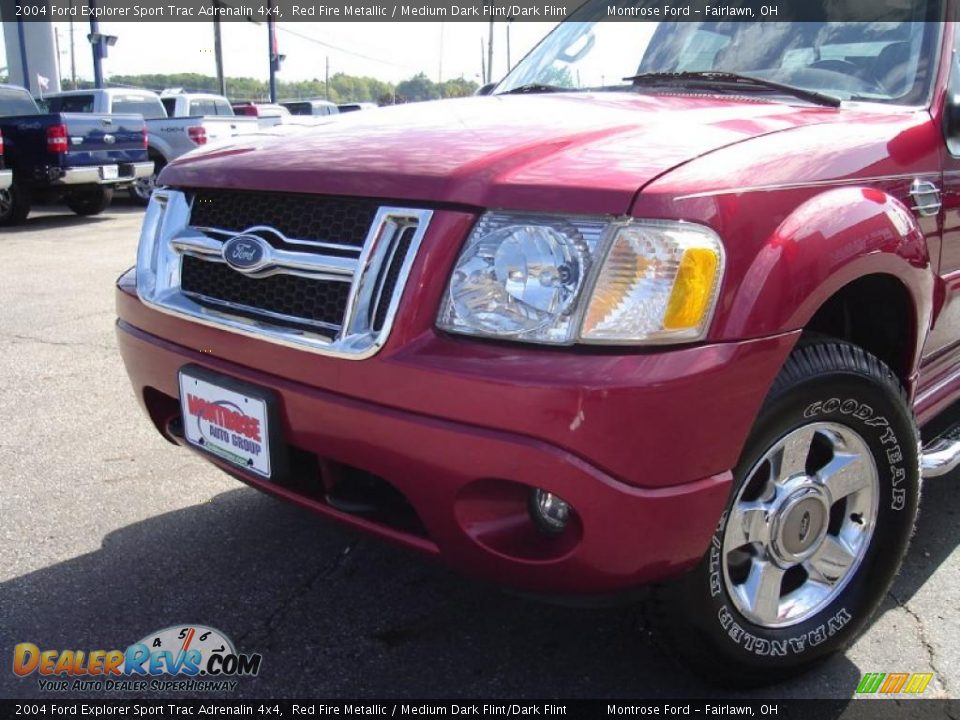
left=663, top=248, right=721, bottom=330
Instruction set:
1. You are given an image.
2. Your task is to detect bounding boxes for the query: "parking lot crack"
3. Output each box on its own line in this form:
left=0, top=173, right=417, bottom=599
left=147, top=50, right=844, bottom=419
left=887, top=590, right=950, bottom=695
left=2, top=332, right=113, bottom=353
left=236, top=540, right=359, bottom=648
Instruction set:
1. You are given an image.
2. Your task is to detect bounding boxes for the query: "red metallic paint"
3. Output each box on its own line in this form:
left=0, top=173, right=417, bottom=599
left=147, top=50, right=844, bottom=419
left=119, top=29, right=960, bottom=591
left=116, top=315, right=734, bottom=592
left=161, top=93, right=846, bottom=216
left=116, top=268, right=798, bottom=492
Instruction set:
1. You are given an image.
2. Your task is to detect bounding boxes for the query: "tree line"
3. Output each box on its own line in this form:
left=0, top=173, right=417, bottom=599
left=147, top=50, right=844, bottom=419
left=56, top=71, right=480, bottom=105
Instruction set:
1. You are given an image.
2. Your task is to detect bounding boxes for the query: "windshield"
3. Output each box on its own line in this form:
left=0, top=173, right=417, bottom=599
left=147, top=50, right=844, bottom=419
left=498, top=8, right=943, bottom=105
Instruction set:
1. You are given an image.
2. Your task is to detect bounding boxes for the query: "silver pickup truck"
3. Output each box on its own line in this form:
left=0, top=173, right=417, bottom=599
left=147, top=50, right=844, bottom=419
left=43, top=89, right=258, bottom=204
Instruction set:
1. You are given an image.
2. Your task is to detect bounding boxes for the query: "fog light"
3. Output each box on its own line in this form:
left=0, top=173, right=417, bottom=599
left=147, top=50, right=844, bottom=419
left=529, top=488, right=571, bottom=535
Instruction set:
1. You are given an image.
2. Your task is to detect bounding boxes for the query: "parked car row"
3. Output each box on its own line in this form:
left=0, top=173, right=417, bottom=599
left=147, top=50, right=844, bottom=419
left=0, top=83, right=378, bottom=226
left=44, top=89, right=261, bottom=205
left=280, top=99, right=338, bottom=116
left=0, top=84, right=152, bottom=226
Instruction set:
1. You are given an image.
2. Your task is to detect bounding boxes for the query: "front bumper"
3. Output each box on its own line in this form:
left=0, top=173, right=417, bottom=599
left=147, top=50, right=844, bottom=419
left=55, top=161, right=153, bottom=186
left=117, top=268, right=799, bottom=594
left=0, top=169, right=11, bottom=190
left=118, top=317, right=734, bottom=593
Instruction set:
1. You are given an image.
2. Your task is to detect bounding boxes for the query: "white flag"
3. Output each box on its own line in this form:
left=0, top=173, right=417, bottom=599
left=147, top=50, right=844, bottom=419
left=36, top=74, right=50, bottom=91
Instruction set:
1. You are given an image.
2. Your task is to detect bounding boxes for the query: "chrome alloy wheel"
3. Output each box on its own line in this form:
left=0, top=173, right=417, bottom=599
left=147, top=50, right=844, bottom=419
left=131, top=172, right=156, bottom=202
left=722, top=422, right=879, bottom=628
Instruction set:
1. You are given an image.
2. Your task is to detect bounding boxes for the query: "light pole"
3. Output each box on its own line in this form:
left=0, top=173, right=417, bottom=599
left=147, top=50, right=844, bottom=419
left=213, top=0, right=226, bottom=97
left=88, top=0, right=102, bottom=89
left=267, top=0, right=281, bottom=102
left=487, top=14, right=494, bottom=83
left=69, top=7, right=77, bottom=89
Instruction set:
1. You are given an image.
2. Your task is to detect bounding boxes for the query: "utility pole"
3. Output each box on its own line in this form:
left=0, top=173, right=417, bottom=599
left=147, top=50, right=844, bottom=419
left=487, top=14, right=494, bottom=84
left=481, top=38, right=486, bottom=84
left=267, top=0, right=278, bottom=102
left=89, top=0, right=103, bottom=89
left=213, top=0, right=226, bottom=97
left=506, top=18, right=512, bottom=72
left=54, top=26, right=62, bottom=82
left=69, top=8, right=77, bottom=89
left=325, top=55, right=330, bottom=100
left=438, top=22, right=444, bottom=86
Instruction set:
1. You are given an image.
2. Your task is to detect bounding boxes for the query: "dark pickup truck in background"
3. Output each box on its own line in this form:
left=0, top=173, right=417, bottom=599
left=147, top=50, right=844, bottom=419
left=0, top=84, right=152, bottom=226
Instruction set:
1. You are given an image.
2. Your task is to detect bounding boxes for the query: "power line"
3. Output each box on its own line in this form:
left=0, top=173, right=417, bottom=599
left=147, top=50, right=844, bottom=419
left=274, top=25, right=421, bottom=70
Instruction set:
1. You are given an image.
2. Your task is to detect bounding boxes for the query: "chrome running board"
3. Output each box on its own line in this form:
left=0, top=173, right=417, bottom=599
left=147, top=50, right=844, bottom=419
left=921, top=424, right=960, bottom=478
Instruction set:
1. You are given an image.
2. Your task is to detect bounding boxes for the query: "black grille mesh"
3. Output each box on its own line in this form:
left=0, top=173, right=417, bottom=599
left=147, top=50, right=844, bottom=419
left=180, top=256, right=350, bottom=328
left=188, top=189, right=378, bottom=248
left=372, top=227, right=416, bottom=331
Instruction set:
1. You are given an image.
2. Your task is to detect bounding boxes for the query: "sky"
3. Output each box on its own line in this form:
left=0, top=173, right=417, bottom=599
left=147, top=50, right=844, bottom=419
left=2, top=20, right=559, bottom=87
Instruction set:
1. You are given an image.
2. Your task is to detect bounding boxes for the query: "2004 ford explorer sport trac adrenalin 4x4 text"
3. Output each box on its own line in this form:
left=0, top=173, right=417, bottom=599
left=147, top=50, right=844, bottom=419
left=117, top=8, right=960, bottom=685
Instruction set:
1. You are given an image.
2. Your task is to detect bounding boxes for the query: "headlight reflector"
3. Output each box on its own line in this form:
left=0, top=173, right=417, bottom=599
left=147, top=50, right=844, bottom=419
left=439, top=213, right=606, bottom=343
left=494, top=225, right=585, bottom=314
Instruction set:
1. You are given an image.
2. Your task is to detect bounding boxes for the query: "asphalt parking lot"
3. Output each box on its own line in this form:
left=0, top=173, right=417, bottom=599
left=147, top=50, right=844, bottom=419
left=0, top=203, right=958, bottom=701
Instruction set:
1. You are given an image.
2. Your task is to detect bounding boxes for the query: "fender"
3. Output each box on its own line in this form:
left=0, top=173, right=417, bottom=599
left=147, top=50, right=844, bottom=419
left=716, top=186, right=935, bottom=377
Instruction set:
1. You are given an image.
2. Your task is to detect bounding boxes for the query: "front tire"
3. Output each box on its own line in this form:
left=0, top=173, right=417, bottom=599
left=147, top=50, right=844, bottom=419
left=653, top=339, right=920, bottom=686
left=66, top=186, right=113, bottom=216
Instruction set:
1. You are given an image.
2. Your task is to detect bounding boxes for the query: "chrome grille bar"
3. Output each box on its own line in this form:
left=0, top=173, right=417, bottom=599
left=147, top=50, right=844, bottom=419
left=171, top=229, right=359, bottom=280
left=136, top=189, right=433, bottom=359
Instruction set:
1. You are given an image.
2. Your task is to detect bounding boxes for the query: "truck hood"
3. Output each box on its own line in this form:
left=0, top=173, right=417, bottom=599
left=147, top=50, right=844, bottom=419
left=161, top=93, right=843, bottom=215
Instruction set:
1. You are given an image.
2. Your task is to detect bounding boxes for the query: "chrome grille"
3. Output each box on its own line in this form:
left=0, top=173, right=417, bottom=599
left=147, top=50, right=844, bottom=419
left=136, top=189, right=432, bottom=358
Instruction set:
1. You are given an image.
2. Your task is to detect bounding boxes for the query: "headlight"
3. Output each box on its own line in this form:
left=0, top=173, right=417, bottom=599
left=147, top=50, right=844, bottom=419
left=437, top=213, right=724, bottom=346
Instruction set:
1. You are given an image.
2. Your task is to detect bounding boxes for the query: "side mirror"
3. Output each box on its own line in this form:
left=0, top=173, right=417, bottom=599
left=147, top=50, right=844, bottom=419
left=475, top=82, right=497, bottom=96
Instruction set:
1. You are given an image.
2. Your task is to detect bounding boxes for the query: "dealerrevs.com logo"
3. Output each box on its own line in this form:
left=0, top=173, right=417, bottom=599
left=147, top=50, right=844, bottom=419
left=13, top=625, right=262, bottom=692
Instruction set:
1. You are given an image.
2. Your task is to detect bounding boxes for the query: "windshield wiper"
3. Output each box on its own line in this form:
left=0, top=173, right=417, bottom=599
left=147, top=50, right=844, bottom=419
left=501, top=83, right=568, bottom=95
left=623, top=71, right=841, bottom=108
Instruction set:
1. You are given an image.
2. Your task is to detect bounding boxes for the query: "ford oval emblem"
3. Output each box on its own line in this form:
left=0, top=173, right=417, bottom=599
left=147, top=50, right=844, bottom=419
left=222, top=234, right=269, bottom=272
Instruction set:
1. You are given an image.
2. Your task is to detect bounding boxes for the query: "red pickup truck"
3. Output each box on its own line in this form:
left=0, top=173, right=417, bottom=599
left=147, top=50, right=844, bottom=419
left=118, top=12, right=956, bottom=685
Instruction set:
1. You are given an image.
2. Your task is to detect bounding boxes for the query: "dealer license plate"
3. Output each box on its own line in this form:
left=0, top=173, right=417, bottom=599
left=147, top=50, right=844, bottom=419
left=178, top=368, right=274, bottom=478
left=100, top=165, right=119, bottom=181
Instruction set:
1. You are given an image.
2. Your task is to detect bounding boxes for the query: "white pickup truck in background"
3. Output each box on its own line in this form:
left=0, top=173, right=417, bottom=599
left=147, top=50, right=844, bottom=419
left=43, top=88, right=258, bottom=204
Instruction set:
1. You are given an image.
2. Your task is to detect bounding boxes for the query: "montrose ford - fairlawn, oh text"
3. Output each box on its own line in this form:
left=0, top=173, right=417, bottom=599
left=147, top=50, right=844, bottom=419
left=607, top=4, right=778, bottom=15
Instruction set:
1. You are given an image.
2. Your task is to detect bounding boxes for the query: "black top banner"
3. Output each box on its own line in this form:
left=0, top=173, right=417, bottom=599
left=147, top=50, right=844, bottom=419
left=0, top=700, right=959, bottom=720
left=0, top=0, right=949, bottom=22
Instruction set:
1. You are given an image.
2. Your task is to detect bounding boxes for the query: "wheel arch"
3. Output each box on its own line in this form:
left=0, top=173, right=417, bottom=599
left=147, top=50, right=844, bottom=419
left=802, top=274, right=919, bottom=388
left=714, top=186, right=935, bottom=393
